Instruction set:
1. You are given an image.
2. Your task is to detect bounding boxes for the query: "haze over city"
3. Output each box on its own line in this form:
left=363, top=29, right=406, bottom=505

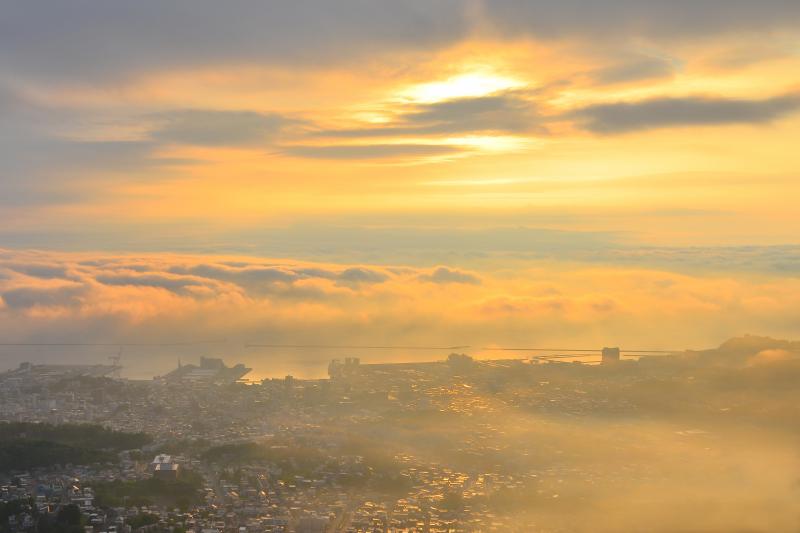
left=1, top=2, right=799, bottom=532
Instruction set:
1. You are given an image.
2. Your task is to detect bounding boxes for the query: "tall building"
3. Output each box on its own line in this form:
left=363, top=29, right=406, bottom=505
left=602, top=347, right=621, bottom=365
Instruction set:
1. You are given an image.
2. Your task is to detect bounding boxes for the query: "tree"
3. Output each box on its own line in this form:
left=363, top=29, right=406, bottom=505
left=54, top=504, right=84, bottom=533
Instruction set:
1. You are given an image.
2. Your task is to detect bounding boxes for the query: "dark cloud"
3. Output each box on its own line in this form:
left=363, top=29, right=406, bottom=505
left=571, top=93, right=800, bottom=133
left=3, top=2, right=800, bottom=86
left=337, top=267, right=390, bottom=285
left=0, top=1, right=468, bottom=82
left=482, top=1, right=800, bottom=41
left=168, top=264, right=298, bottom=285
left=1, top=285, right=85, bottom=310
left=0, top=255, right=396, bottom=318
left=150, top=110, right=292, bottom=146
left=591, top=55, right=679, bottom=85
left=294, top=268, right=339, bottom=280
left=282, top=144, right=462, bottom=160
left=5, top=263, right=73, bottom=280
left=167, top=263, right=390, bottom=289
left=419, top=267, right=481, bottom=285
left=318, top=94, right=539, bottom=138
left=94, top=273, right=211, bottom=294
left=405, top=94, right=537, bottom=134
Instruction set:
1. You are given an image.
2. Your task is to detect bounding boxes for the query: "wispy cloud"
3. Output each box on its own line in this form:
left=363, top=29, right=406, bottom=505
left=316, top=93, right=539, bottom=139
left=282, top=144, right=463, bottom=160
left=150, top=109, right=294, bottom=147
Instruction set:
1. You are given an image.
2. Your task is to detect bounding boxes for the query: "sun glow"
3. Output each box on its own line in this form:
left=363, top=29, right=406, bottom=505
left=444, top=135, right=535, bottom=152
left=400, top=70, right=526, bottom=103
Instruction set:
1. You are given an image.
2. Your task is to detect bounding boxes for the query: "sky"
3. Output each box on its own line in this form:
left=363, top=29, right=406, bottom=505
left=1, top=1, right=799, bottom=377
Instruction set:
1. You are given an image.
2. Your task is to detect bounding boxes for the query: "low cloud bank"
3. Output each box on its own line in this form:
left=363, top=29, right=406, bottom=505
left=0, top=249, right=799, bottom=377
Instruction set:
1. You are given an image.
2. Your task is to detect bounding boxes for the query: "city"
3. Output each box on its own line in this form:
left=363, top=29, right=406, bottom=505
left=2, top=336, right=799, bottom=532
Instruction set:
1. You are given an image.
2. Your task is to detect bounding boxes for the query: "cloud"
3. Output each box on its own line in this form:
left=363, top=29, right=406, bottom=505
left=168, top=264, right=299, bottom=285
left=708, top=42, right=798, bottom=69
left=481, top=1, right=800, bottom=41
left=150, top=110, right=292, bottom=146
left=282, top=144, right=462, bottom=160
left=1, top=284, right=86, bottom=310
left=570, top=93, right=800, bottom=133
left=4, top=2, right=800, bottom=86
left=2, top=1, right=798, bottom=212
left=419, top=267, right=481, bottom=285
left=0, top=135, right=188, bottom=206
left=590, top=55, right=679, bottom=85
left=5, top=263, right=73, bottom=280
left=1, top=249, right=800, bottom=378
left=317, top=94, right=539, bottom=139
left=0, top=86, right=197, bottom=207
left=16, top=140, right=168, bottom=172
left=0, top=1, right=469, bottom=82
left=0, top=88, right=163, bottom=175
left=94, top=273, right=217, bottom=295
left=291, top=94, right=539, bottom=159
left=3, top=223, right=800, bottom=277
left=337, top=267, right=390, bottom=285
left=166, top=263, right=391, bottom=288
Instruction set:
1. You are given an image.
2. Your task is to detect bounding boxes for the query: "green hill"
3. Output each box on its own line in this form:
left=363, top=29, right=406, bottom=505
left=0, top=422, right=151, bottom=472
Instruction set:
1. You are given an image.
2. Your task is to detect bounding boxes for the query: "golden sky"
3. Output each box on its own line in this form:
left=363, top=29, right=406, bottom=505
left=1, top=2, right=799, bottom=375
